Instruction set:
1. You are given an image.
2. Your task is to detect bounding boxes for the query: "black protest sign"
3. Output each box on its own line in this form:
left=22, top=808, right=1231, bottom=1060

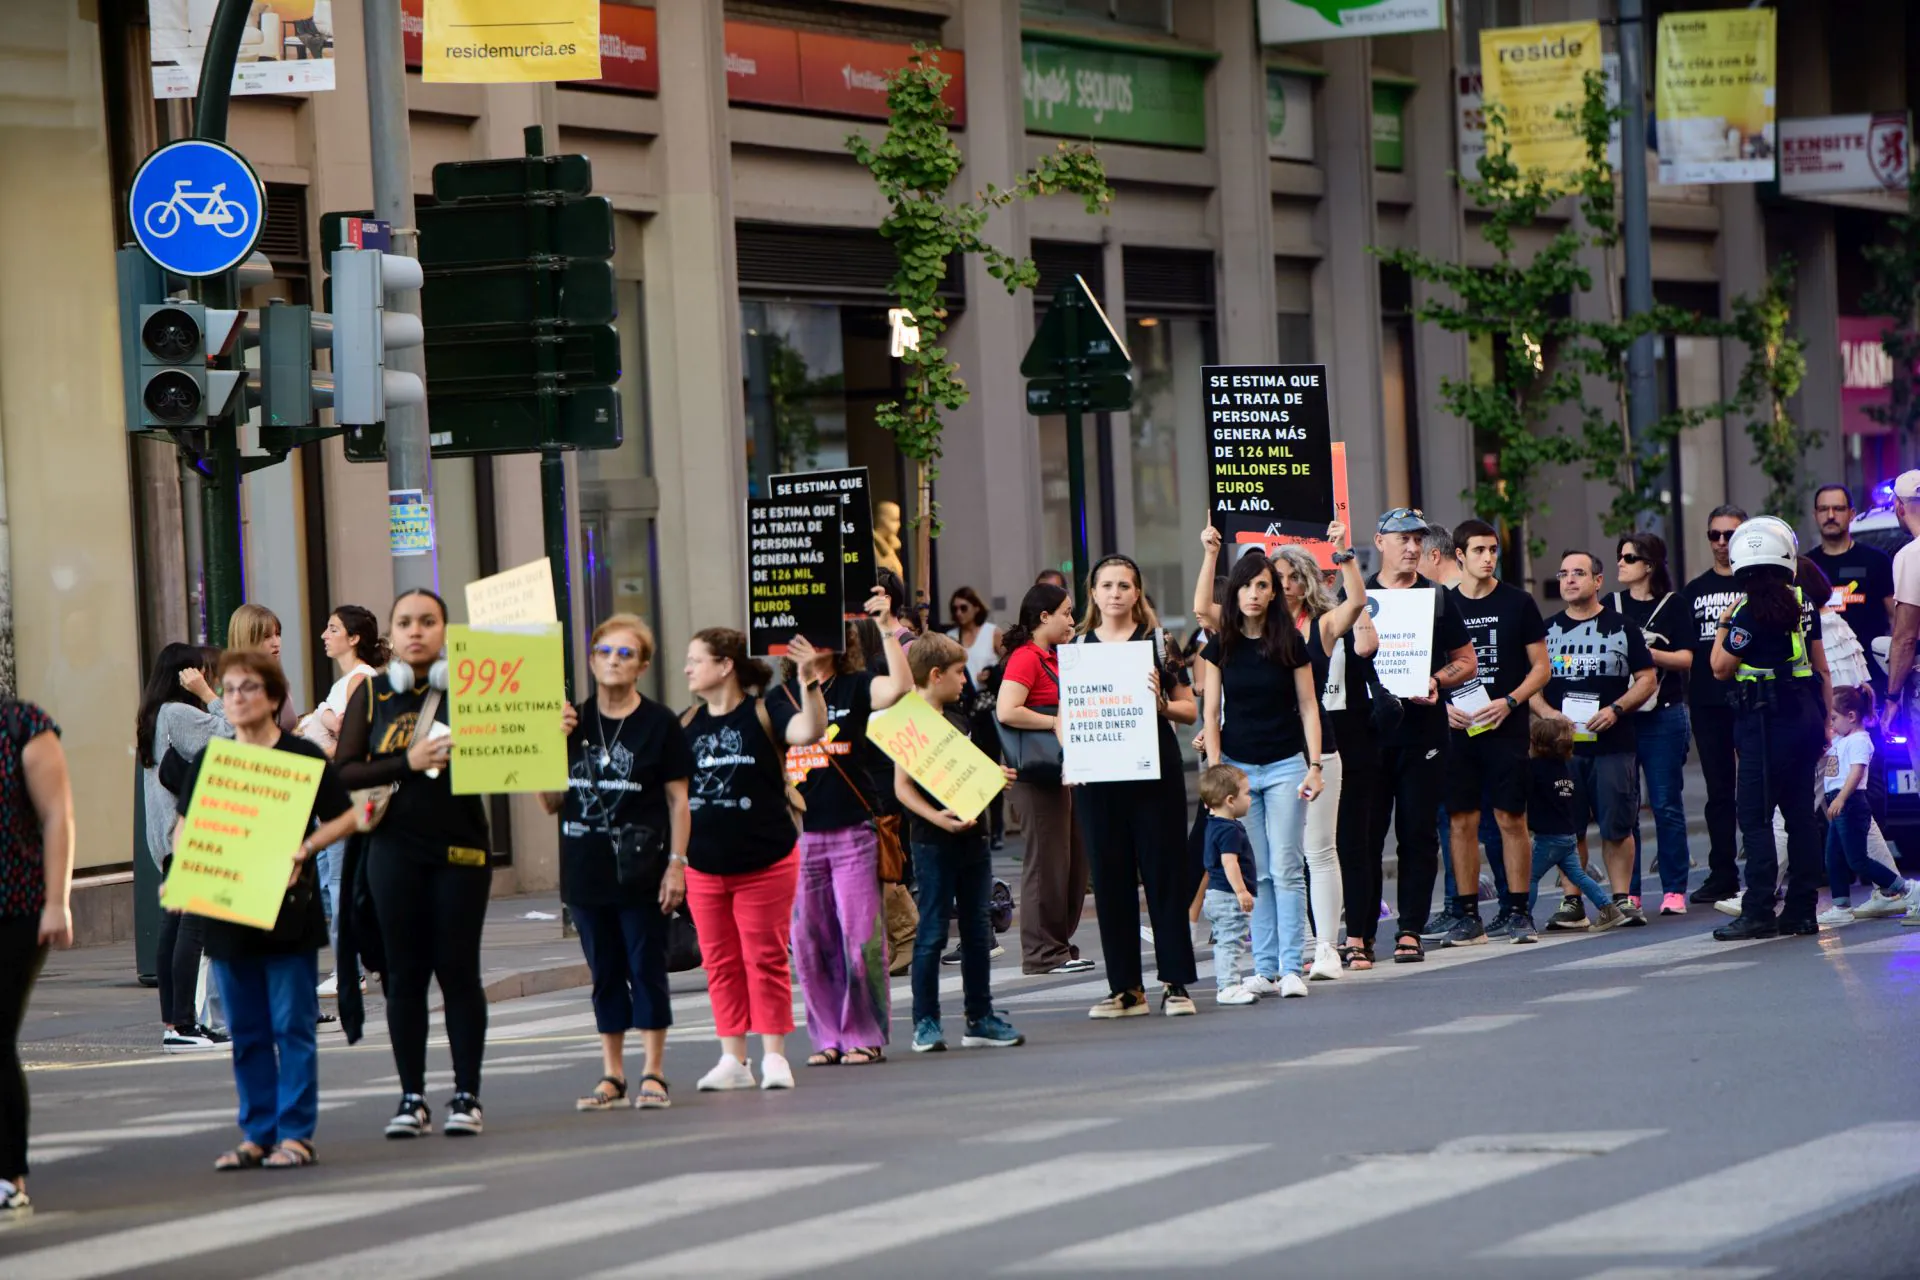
left=1203, top=364, right=1335, bottom=544
left=747, top=497, right=845, bottom=656
left=768, top=466, right=873, bottom=621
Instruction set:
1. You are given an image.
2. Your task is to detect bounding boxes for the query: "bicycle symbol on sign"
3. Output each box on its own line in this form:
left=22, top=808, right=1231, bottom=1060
left=142, top=180, right=252, bottom=241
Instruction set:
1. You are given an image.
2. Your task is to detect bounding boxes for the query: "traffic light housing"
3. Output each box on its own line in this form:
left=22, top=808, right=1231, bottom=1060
left=130, top=301, right=245, bottom=431
left=256, top=301, right=335, bottom=430
left=330, top=247, right=425, bottom=426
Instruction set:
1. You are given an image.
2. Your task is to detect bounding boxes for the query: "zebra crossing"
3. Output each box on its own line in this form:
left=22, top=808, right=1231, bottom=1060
left=5, top=1118, right=1917, bottom=1279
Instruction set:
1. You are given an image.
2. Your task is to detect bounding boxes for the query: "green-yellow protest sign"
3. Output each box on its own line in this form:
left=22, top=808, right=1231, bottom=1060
left=866, top=691, right=1006, bottom=825
left=447, top=623, right=568, bottom=795
left=162, top=738, right=324, bottom=930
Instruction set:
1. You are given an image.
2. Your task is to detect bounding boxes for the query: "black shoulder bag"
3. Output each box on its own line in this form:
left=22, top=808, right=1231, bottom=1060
left=579, top=702, right=666, bottom=894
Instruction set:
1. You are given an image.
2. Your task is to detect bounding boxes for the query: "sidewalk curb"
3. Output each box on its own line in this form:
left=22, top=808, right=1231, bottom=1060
left=479, top=962, right=591, bottom=1004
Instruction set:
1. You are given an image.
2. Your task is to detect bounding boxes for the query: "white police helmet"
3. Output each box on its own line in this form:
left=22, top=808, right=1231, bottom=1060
left=1728, top=518, right=1797, bottom=576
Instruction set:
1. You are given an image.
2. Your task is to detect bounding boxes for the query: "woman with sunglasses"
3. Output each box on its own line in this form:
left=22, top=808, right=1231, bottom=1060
left=1069, top=555, right=1200, bottom=1017
left=335, top=589, right=493, bottom=1140
left=543, top=616, right=692, bottom=1112
left=173, top=650, right=357, bottom=1171
left=1611, top=533, right=1694, bottom=915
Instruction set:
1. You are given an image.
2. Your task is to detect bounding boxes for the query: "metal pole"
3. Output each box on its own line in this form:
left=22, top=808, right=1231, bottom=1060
left=364, top=0, right=439, bottom=595
left=541, top=449, right=575, bottom=696
left=1618, top=0, right=1660, bottom=531
left=1063, top=296, right=1090, bottom=597
left=192, top=0, right=253, bottom=635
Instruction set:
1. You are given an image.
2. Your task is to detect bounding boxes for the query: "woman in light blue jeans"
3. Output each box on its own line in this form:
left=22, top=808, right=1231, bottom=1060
left=1198, top=548, right=1325, bottom=998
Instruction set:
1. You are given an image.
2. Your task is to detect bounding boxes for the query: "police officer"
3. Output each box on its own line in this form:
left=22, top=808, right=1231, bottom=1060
left=1709, top=518, right=1832, bottom=941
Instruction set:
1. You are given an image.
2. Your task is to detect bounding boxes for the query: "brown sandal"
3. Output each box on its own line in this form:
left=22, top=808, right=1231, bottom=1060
left=263, top=1139, right=316, bottom=1169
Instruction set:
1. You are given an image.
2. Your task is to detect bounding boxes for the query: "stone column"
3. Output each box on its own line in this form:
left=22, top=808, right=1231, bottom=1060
left=1212, top=0, right=1278, bottom=365
left=1319, top=38, right=1388, bottom=529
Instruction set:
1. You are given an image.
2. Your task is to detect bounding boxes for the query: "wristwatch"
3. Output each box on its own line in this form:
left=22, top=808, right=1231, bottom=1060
left=1330, top=550, right=1356, bottom=565
left=1503, top=694, right=1518, bottom=711
left=1609, top=703, right=1625, bottom=719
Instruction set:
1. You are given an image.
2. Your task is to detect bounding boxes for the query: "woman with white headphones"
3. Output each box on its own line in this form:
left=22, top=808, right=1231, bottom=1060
left=335, top=588, right=493, bottom=1139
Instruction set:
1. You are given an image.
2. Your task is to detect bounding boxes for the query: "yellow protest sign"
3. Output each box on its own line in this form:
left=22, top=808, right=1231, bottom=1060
left=465, top=558, right=558, bottom=626
left=1655, top=9, right=1776, bottom=185
left=422, top=0, right=601, bottom=84
left=447, top=623, right=569, bottom=795
left=162, top=738, right=324, bottom=930
left=1480, top=21, right=1604, bottom=188
left=866, top=692, right=1006, bottom=826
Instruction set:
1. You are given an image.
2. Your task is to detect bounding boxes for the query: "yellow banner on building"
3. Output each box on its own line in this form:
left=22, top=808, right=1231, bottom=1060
left=422, top=0, right=601, bottom=84
left=162, top=739, right=325, bottom=931
left=867, top=692, right=1006, bottom=826
left=1479, top=21, right=1604, bottom=188
left=1655, top=8, right=1776, bottom=185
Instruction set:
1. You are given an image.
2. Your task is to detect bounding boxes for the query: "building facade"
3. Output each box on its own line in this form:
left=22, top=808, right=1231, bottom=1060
left=2, top=0, right=1914, bottom=913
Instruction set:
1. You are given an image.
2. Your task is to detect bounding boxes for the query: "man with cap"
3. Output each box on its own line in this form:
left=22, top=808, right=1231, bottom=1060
left=1358, top=508, right=1478, bottom=963
left=1680, top=504, right=1748, bottom=904
left=1883, top=472, right=1920, bottom=776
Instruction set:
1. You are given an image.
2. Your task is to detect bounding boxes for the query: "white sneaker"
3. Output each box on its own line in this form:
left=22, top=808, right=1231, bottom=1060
left=1714, top=896, right=1743, bottom=918
left=1854, top=888, right=1908, bottom=920
left=1309, top=943, right=1342, bottom=982
left=759, top=1053, right=794, bottom=1091
left=1817, top=904, right=1856, bottom=926
left=1240, top=975, right=1282, bottom=997
left=1215, top=986, right=1257, bottom=1005
left=316, top=974, right=339, bottom=998
left=696, top=1053, right=756, bottom=1092
left=1278, top=973, right=1310, bottom=998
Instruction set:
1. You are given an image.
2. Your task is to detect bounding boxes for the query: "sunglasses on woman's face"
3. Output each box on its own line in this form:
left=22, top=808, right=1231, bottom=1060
left=1618, top=552, right=1645, bottom=565
left=593, top=644, right=638, bottom=661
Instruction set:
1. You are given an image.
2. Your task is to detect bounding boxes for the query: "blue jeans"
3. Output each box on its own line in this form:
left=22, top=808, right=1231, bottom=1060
left=1226, top=754, right=1308, bottom=980
left=1203, top=889, right=1252, bottom=992
left=1528, top=834, right=1613, bottom=915
left=315, top=838, right=344, bottom=955
left=211, top=950, right=320, bottom=1149
left=1825, top=790, right=1897, bottom=902
left=1630, top=705, right=1692, bottom=897
left=910, top=835, right=993, bottom=1025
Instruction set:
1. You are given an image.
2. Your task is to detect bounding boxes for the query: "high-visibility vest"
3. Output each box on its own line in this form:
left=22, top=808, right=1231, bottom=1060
left=1733, top=587, right=1814, bottom=682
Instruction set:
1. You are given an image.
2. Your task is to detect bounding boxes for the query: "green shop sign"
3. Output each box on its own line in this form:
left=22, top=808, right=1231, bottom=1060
left=1022, top=39, right=1208, bottom=149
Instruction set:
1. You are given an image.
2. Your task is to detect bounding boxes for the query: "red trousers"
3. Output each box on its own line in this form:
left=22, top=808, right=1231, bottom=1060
left=684, top=853, right=798, bottom=1037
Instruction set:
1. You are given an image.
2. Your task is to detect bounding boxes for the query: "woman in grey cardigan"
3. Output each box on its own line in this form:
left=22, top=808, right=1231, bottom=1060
left=136, top=642, right=231, bottom=1052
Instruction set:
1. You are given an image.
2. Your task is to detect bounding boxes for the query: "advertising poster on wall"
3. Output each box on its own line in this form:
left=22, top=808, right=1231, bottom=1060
left=1257, top=0, right=1445, bottom=44
left=1478, top=21, right=1605, bottom=189
left=1655, top=8, right=1777, bottom=185
left=422, top=0, right=601, bottom=84
left=149, top=0, right=337, bottom=98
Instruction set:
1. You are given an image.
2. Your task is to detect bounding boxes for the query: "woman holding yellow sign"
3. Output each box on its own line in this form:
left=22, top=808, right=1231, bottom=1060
left=171, top=651, right=357, bottom=1172
left=336, top=588, right=493, bottom=1141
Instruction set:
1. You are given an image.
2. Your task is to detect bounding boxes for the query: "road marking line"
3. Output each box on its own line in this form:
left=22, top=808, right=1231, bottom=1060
left=588, top=1147, right=1260, bottom=1279
left=1545, top=932, right=1772, bottom=971
left=1531, top=986, right=1638, bottom=1003
left=363, top=1062, right=573, bottom=1085
left=1410, top=1013, right=1536, bottom=1035
left=1486, top=1123, right=1920, bottom=1257
left=1834, top=932, right=1920, bottom=955
left=32, top=1101, right=351, bottom=1147
left=1276, top=1046, right=1418, bottom=1069
left=1645, top=961, right=1758, bottom=977
left=1160, top=1078, right=1265, bottom=1102
left=22, top=1145, right=102, bottom=1166
left=1573, top=1269, right=1772, bottom=1280
left=255, top=1166, right=865, bottom=1280
left=964, top=1119, right=1118, bottom=1144
left=1010, top=1131, right=1657, bottom=1271
left=4, top=1188, right=471, bottom=1280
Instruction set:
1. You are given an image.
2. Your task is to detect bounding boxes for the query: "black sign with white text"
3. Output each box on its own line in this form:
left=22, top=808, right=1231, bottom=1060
left=768, top=466, right=873, bottom=622
left=1203, top=363, right=1335, bottom=544
left=747, top=497, right=845, bottom=656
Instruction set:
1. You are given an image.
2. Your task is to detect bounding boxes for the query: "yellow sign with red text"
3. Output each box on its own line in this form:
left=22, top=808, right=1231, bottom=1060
left=865, top=693, right=1005, bottom=824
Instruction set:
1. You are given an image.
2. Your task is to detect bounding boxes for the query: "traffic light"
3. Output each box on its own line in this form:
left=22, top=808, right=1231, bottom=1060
left=255, top=300, right=334, bottom=430
left=116, top=247, right=245, bottom=433
left=329, top=247, right=425, bottom=426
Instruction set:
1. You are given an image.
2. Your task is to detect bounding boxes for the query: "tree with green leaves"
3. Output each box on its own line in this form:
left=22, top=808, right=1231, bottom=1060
left=1727, top=258, right=1812, bottom=519
left=847, top=46, right=1111, bottom=611
left=1863, top=165, right=1920, bottom=456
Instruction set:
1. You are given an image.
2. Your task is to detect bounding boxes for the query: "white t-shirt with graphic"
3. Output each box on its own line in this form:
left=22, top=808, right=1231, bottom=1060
left=1822, top=729, right=1874, bottom=795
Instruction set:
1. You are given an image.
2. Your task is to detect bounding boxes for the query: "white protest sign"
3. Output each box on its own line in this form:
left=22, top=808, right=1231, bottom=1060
left=1059, top=641, right=1160, bottom=785
left=1369, top=589, right=1436, bottom=700
left=466, top=558, right=559, bottom=626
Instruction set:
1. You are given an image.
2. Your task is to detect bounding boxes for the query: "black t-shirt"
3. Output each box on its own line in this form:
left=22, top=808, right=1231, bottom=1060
left=1365, top=574, right=1473, bottom=749
left=1448, top=581, right=1547, bottom=742
left=337, top=681, right=492, bottom=861
left=1528, top=757, right=1578, bottom=836
left=1201, top=631, right=1307, bottom=766
left=774, top=673, right=883, bottom=833
left=1543, top=605, right=1653, bottom=756
left=1723, top=591, right=1819, bottom=677
left=559, top=698, right=695, bottom=908
left=175, top=733, right=349, bottom=959
left=1681, top=570, right=1744, bottom=709
left=685, top=698, right=800, bottom=875
left=1806, top=542, right=1895, bottom=653
left=1613, top=591, right=1689, bottom=710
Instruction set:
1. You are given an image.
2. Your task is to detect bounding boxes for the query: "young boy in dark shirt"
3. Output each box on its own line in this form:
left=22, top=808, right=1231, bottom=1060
left=1527, top=718, right=1624, bottom=932
left=1198, top=765, right=1260, bottom=1005
left=894, top=633, right=1024, bottom=1054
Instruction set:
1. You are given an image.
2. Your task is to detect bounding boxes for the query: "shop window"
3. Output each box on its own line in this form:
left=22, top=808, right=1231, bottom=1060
left=1023, top=0, right=1171, bottom=33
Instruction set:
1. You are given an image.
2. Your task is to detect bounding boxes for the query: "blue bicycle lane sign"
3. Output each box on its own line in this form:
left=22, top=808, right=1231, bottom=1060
left=128, top=139, right=265, bottom=278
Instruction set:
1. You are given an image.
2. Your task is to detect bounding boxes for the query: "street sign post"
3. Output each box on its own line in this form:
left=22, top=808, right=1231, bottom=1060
left=1021, top=274, right=1132, bottom=594
left=128, top=139, right=265, bottom=279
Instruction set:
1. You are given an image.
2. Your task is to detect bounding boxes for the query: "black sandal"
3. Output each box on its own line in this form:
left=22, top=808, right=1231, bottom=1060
left=842, top=1046, right=886, bottom=1066
left=264, top=1138, right=316, bottom=1169
left=1392, top=932, right=1424, bottom=964
left=806, top=1049, right=844, bottom=1067
left=214, top=1142, right=266, bottom=1172
left=633, top=1073, right=671, bottom=1110
left=575, top=1075, right=628, bottom=1111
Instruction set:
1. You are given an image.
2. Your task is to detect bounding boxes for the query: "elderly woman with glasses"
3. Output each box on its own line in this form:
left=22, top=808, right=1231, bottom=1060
left=543, top=616, right=692, bottom=1112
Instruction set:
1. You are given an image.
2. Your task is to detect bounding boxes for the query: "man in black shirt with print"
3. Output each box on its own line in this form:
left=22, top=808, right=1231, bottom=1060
left=1681, top=504, right=1748, bottom=903
left=1806, top=484, right=1895, bottom=697
left=1441, top=519, right=1551, bottom=946
left=1361, top=507, right=1479, bottom=963
left=1533, top=551, right=1658, bottom=928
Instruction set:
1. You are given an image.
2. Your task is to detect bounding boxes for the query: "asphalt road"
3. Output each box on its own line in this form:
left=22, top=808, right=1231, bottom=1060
left=5, top=901, right=1919, bottom=1280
